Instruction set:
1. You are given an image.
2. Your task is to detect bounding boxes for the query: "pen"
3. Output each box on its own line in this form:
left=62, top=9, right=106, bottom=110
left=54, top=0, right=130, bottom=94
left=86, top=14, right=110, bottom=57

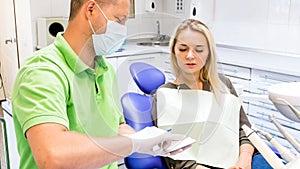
left=166, top=128, right=172, bottom=132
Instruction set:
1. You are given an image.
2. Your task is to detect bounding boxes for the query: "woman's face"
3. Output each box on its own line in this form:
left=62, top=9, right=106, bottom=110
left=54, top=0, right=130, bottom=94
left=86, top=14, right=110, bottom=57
left=174, top=28, right=209, bottom=76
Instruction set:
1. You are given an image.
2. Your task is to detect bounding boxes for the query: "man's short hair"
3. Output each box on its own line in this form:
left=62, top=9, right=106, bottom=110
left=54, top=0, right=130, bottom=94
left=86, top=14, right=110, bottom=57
left=69, top=0, right=119, bottom=21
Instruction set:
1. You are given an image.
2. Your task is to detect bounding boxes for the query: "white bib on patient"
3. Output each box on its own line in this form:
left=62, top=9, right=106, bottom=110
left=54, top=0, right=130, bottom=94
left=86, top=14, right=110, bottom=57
left=156, top=88, right=242, bottom=168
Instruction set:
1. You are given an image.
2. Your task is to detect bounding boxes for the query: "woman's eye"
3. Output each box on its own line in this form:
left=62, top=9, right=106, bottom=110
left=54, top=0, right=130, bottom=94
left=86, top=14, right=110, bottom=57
left=179, top=48, right=187, bottom=52
left=196, top=49, right=204, bottom=53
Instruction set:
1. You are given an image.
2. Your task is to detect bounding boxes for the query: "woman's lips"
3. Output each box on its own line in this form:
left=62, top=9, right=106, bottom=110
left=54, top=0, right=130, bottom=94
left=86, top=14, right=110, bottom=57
left=186, top=63, right=196, bottom=68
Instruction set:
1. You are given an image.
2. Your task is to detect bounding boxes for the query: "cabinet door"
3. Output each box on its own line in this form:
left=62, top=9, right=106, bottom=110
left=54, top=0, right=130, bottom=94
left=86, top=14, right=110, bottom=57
left=248, top=69, right=300, bottom=155
left=0, top=0, right=19, bottom=100
left=106, top=57, right=118, bottom=71
left=217, top=62, right=251, bottom=95
left=116, top=54, right=158, bottom=97
left=158, top=53, right=175, bottom=82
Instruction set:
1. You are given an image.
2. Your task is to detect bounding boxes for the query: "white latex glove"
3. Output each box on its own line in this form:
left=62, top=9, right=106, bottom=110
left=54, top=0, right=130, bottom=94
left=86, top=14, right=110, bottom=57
left=125, top=126, right=185, bottom=155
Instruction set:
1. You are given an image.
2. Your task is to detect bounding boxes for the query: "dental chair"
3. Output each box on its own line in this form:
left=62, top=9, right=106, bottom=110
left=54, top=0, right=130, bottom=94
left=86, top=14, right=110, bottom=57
left=120, top=62, right=276, bottom=169
left=120, top=62, right=166, bottom=169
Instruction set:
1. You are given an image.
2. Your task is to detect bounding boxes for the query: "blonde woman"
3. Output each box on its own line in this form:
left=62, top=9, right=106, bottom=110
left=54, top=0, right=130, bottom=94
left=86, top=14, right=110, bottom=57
left=152, top=19, right=257, bottom=169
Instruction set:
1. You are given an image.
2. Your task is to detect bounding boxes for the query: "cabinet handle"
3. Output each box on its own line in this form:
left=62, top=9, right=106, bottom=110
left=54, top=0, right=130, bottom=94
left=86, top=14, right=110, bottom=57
left=163, top=70, right=172, bottom=74
left=222, top=68, right=238, bottom=74
left=4, top=37, right=16, bottom=44
left=128, top=56, right=155, bottom=62
left=260, top=75, right=290, bottom=82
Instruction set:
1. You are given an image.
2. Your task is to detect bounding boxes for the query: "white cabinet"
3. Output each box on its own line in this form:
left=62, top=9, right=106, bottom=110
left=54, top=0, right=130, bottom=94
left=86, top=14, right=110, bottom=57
left=218, top=62, right=300, bottom=155
left=0, top=0, right=33, bottom=101
left=159, top=53, right=175, bottom=82
left=114, top=53, right=158, bottom=97
left=217, top=62, right=251, bottom=95
left=249, top=69, right=300, bottom=155
left=107, top=52, right=174, bottom=97
left=0, top=0, right=19, bottom=101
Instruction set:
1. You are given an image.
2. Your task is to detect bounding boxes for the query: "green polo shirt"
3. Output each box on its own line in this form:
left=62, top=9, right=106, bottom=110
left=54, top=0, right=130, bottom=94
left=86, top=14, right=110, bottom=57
left=11, top=32, right=124, bottom=169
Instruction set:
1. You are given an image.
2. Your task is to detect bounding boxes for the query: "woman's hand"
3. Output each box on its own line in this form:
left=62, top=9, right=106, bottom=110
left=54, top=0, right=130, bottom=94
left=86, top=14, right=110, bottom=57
left=232, top=153, right=252, bottom=169
left=228, top=144, right=254, bottom=169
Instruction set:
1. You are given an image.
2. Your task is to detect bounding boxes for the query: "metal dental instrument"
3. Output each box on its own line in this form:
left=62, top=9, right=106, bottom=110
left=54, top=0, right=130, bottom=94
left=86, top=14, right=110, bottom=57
left=269, top=115, right=300, bottom=152
left=242, top=125, right=286, bottom=169
left=255, top=127, right=296, bottom=162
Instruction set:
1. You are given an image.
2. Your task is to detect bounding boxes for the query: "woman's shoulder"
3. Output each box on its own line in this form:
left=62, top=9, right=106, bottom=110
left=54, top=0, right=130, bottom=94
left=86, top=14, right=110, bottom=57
left=218, top=74, right=238, bottom=95
left=218, top=74, right=232, bottom=87
left=159, top=82, right=190, bottom=89
left=159, top=82, right=178, bottom=89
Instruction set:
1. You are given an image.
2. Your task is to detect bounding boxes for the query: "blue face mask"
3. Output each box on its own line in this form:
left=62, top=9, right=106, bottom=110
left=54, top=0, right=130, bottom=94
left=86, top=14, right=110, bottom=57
left=88, top=3, right=127, bottom=56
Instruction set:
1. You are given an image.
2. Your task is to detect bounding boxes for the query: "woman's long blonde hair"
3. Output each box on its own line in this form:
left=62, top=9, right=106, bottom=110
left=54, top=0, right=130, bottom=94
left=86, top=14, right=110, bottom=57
left=170, top=19, right=229, bottom=98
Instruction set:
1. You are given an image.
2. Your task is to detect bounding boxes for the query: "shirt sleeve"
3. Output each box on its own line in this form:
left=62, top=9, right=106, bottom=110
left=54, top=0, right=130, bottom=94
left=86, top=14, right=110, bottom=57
left=12, top=64, right=69, bottom=135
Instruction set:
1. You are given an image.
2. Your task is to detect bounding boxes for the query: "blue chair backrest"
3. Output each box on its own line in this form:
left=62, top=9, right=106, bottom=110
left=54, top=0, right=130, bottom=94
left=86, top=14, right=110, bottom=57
left=121, top=62, right=166, bottom=169
left=129, top=62, right=166, bottom=95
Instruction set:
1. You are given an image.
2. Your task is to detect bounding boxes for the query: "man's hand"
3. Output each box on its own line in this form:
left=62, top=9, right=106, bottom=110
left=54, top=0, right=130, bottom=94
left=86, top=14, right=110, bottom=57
left=125, top=126, right=186, bottom=155
left=118, top=123, right=136, bottom=135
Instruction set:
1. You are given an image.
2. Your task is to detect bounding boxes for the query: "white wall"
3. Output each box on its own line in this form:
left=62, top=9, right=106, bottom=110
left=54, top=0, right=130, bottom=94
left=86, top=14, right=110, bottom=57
left=30, top=0, right=70, bottom=50
left=124, top=0, right=185, bottom=39
left=29, top=0, right=188, bottom=46
left=212, top=0, right=300, bottom=56
left=29, top=0, right=300, bottom=56
left=127, top=0, right=215, bottom=39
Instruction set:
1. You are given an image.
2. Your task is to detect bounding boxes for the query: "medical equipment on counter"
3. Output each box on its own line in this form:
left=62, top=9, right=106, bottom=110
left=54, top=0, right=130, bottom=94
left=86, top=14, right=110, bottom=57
left=268, top=115, right=300, bottom=153
left=243, top=81, right=300, bottom=168
left=276, top=98, right=300, bottom=120
left=268, top=81, right=300, bottom=152
left=243, top=125, right=300, bottom=169
left=242, top=125, right=286, bottom=169
left=255, top=127, right=296, bottom=162
left=268, top=82, right=300, bottom=122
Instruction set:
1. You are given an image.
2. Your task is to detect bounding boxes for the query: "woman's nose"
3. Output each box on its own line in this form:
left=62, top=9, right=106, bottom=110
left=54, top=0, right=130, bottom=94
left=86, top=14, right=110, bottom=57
left=186, top=50, right=195, bottom=59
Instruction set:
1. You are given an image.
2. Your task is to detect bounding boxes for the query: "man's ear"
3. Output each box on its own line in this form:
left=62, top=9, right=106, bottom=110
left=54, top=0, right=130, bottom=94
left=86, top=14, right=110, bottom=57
left=85, top=0, right=97, bottom=19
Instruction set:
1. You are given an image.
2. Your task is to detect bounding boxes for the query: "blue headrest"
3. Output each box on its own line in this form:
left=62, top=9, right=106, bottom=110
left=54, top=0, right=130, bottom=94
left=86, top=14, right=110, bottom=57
left=121, top=93, right=154, bottom=131
left=130, top=62, right=166, bottom=95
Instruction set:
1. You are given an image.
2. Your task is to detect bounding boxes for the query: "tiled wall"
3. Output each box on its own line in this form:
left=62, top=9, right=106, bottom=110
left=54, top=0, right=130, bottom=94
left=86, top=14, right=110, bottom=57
left=212, top=0, right=300, bottom=55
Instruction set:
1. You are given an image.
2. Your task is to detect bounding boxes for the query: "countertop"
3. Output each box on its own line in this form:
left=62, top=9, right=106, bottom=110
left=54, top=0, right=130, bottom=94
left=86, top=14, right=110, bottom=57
left=107, top=40, right=300, bottom=77
left=216, top=44, right=300, bottom=77
left=107, top=39, right=170, bottom=58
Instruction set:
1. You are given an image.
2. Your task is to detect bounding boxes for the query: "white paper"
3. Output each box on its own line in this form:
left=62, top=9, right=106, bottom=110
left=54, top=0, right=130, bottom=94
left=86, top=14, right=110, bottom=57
left=156, top=88, right=242, bottom=168
left=126, top=126, right=195, bottom=155
left=154, top=137, right=196, bottom=156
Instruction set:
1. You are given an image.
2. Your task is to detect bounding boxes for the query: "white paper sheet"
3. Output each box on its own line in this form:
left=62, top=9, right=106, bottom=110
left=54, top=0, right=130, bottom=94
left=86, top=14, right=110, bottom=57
left=156, top=88, right=242, bottom=168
